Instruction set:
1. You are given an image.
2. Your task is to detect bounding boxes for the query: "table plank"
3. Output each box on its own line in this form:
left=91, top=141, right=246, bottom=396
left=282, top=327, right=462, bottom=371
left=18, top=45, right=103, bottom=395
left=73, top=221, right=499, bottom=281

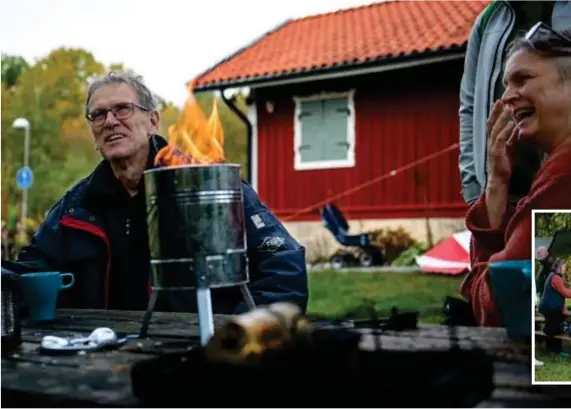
left=2, top=342, right=148, bottom=407
left=40, top=310, right=528, bottom=356
left=22, top=309, right=233, bottom=341
left=1, top=309, right=566, bottom=408
left=2, top=359, right=137, bottom=407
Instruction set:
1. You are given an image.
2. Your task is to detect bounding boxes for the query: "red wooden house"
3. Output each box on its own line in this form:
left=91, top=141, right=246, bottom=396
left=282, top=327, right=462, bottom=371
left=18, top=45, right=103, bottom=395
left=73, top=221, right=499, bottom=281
left=193, top=0, right=488, bottom=247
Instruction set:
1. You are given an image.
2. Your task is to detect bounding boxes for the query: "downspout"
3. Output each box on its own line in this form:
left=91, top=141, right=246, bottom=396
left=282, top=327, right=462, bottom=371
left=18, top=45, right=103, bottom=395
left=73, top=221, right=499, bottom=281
left=219, top=88, right=253, bottom=184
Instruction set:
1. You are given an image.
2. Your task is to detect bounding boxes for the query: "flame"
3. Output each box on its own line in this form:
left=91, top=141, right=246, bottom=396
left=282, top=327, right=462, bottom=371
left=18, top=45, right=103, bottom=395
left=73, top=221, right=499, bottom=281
left=155, top=81, right=225, bottom=167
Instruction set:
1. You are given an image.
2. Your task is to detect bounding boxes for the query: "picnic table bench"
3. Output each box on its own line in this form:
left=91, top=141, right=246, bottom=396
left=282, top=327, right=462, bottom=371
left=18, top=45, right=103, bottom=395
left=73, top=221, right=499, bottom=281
left=535, top=314, right=571, bottom=344
left=2, top=309, right=571, bottom=407
left=535, top=331, right=571, bottom=343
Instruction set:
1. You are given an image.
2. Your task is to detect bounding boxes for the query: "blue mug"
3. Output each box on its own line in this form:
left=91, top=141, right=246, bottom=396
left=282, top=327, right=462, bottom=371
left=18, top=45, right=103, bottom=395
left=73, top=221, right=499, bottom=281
left=19, top=272, right=75, bottom=321
left=489, top=260, right=532, bottom=339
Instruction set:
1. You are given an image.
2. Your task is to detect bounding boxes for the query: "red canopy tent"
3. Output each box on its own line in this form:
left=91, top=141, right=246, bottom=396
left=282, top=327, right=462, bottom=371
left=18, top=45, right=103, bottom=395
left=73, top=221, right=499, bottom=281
left=416, top=230, right=471, bottom=275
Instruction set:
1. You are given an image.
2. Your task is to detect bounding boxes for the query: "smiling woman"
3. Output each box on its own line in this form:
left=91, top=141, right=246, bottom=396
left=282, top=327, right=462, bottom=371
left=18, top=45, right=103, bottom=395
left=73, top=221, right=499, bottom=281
left=502, top=23, right=571, bottom=152
left=460, top=24, right=571, bottom=327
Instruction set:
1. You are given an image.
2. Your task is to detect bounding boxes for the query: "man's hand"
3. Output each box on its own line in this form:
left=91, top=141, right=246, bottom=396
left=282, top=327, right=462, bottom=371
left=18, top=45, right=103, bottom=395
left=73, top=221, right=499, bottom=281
left=486, top=100, right=518, bottom=186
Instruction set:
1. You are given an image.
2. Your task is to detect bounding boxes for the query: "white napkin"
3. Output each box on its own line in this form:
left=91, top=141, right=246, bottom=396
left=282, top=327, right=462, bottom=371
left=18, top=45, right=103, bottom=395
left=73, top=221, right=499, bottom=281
left=41, top=327, right=118, bottom=351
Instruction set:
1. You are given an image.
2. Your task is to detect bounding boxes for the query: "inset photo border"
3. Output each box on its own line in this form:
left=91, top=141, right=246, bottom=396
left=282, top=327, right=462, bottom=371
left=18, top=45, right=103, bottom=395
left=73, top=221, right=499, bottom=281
left=532, top=209, right=571, bottom=385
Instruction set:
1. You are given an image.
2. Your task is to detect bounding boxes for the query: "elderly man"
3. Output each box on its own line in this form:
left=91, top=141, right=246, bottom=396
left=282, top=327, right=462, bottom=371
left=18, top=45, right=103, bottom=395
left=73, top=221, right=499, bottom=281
left=536, top=246, right=552, bottom=296
left=7, top=72, right=308, bottom=314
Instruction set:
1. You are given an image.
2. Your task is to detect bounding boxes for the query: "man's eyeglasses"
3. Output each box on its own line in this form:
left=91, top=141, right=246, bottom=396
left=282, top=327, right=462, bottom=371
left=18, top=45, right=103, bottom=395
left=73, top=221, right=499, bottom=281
left=86, top=103, right=149, bottom=126
left=525, top=22, right=571, bottom=55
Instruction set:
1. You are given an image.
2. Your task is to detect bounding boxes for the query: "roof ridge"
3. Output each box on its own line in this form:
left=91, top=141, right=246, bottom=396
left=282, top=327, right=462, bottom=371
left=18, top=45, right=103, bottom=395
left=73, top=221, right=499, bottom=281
left=193, top=0, right=398, bottom=86
left=192, top=0, right=488, bottom=90
left=292, top=0, right=398, bottom=23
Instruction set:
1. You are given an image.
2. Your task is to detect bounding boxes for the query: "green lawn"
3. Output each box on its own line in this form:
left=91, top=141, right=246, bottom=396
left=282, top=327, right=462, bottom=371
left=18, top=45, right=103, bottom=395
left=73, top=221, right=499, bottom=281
left=535, top=345, right=571, bottom=382
left=534, top=301, right=571, bottom=382
left=307, top=270, right=464, bottom=323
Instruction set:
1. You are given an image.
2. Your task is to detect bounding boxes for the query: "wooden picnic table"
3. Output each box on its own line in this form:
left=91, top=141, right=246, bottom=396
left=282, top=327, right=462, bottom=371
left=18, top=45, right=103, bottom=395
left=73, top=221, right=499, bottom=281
left=1, top=309, right=570, bottom=407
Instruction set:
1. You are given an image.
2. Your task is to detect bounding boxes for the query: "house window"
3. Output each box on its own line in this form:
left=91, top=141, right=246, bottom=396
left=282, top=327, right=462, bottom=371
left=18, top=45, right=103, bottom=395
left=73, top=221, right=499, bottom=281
left=293, top=90, right=356, bottom=171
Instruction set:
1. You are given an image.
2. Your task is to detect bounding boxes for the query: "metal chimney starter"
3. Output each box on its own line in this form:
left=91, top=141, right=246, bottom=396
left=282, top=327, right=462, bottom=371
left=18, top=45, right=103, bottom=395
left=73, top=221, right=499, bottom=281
left=140, top=164, right=255, bottom=344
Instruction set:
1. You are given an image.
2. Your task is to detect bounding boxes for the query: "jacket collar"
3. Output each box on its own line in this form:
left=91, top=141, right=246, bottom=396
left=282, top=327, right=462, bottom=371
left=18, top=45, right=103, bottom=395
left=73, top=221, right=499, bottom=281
left=85, top=134, right=169, bottom=200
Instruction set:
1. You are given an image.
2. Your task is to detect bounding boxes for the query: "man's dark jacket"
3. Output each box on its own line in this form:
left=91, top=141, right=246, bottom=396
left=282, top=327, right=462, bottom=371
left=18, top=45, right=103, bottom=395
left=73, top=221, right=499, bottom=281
left=7, top=135, right=308, bottom=314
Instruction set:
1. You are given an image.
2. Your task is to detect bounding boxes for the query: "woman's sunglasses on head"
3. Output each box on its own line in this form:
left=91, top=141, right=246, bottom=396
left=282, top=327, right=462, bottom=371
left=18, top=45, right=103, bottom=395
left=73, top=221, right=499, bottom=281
left=525, top=22, right=571, bottom=54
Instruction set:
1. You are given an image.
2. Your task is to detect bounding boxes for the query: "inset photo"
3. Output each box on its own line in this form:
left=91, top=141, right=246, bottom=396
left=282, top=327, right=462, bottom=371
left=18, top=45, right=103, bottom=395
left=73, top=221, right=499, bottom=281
left=533, top=210, right=571, bottom=384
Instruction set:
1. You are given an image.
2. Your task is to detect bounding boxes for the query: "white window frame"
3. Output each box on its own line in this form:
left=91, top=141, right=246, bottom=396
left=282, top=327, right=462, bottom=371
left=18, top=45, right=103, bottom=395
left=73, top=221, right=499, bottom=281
left=293, top=90, right=356, bottom=171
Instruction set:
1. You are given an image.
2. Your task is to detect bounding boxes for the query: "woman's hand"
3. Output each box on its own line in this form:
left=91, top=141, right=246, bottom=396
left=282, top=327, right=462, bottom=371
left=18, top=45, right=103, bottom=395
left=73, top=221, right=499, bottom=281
left=484, top=100, right=518, bottom=229
left=486, top=100, right=518, bottom=186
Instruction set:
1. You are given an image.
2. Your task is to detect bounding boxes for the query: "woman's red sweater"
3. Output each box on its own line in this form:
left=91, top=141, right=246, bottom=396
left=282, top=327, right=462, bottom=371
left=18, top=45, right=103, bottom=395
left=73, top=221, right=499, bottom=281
left=462, top=142, right=571, bottom=326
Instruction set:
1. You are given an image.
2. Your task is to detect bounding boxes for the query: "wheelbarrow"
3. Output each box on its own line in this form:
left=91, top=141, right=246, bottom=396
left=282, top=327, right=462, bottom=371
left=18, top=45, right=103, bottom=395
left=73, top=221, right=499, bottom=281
left=319, top=203, right=384, bottom=269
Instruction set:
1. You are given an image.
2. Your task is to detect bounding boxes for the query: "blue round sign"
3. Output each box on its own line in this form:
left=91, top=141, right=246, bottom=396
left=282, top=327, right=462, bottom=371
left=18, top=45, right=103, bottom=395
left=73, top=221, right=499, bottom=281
left=16, top=166, right=33, bottom=190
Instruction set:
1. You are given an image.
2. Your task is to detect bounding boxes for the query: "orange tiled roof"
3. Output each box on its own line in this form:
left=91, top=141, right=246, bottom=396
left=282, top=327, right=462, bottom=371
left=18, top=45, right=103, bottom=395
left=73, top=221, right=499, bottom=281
left=193, top=0, right=489, bottom=89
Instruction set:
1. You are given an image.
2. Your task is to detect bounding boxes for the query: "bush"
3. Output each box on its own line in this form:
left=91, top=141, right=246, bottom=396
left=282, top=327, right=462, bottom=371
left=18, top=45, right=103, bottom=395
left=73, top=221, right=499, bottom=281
left=391, top=242, right=428, bottom=267
left=304, top=234, right=336, bottom=265
left=565, top=257, right=571, bottom=287
left=368, top=227, right=418, bottom=265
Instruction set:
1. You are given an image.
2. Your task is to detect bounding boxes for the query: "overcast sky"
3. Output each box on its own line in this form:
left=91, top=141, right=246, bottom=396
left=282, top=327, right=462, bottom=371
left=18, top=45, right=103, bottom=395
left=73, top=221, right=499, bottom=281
left=1, top=0, right=378, bottom=106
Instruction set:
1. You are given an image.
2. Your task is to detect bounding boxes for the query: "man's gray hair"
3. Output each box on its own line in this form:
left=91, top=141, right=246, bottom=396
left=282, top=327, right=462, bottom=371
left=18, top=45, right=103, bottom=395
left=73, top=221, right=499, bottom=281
left=85, top=71, right=157, bottom=115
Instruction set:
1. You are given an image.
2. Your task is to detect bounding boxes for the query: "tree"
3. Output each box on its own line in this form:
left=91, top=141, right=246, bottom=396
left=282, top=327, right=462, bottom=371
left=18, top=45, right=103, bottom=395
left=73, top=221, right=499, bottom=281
left=535, top=213, right=571, bottom=286
left=159, top=101, right=180, bottom=137
left=1, top=54, right=30, bottom=88
left=1, top=48, right=107, bottom=217
left=535, top=213, right=571, bottom=237
left=193, top=91, right=248, bottom=179
left=108, top=63, right=135, bottom=75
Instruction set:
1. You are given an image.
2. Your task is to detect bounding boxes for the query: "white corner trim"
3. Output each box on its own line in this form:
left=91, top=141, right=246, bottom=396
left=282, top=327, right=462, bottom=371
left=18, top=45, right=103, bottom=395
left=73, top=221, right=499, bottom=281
left=246, top=102, right=259, bottom=192
left=293, top=89, right=356, bottom=171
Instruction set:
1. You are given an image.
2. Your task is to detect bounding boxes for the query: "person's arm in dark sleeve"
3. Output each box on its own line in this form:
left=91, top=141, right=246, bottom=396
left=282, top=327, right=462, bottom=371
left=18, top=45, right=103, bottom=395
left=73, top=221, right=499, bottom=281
left=536, top=259, right=552, bottom=293
left=234, top=182, right=308, bottom=314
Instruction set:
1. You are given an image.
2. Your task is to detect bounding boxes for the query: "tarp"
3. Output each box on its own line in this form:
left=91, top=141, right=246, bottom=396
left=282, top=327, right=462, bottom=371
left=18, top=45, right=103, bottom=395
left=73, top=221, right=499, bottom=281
left=536, top=230, right=571, bottom=257
left=534, top=237, right=552, bottom=252
left=415, top=230, right=471, bottom=275
left=415, top=228, right=571, bottom=275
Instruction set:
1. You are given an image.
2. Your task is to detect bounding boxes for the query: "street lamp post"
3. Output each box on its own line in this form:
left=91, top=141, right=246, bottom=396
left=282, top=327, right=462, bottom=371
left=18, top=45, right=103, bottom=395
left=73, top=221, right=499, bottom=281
left=12, top=118, right=31, bottom=228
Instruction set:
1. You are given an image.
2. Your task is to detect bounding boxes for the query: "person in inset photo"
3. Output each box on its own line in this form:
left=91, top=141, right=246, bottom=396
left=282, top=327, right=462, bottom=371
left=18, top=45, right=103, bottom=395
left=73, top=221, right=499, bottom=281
left=536, top=246, right=553, bottom=297
left=538, top=259, right=571, bottom=357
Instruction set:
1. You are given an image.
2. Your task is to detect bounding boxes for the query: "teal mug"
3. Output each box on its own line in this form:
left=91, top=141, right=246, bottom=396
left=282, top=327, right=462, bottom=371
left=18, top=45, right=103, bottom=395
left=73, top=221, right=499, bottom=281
left=489, top=260, right=532, bottom=339
left=19, top=272, right=75, bottom=321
